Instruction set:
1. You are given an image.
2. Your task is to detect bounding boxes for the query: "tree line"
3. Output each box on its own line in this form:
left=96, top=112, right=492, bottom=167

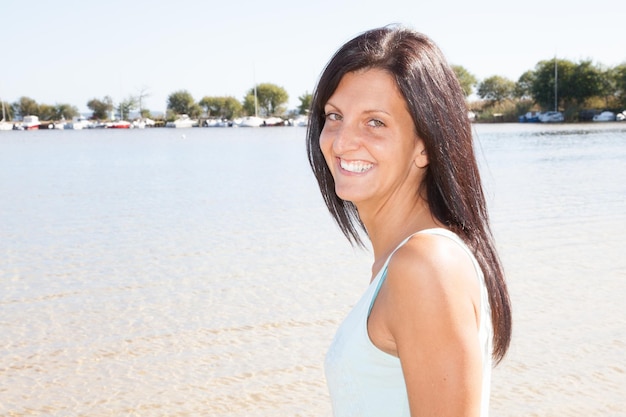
left=1, top=83, right=311, bottom=123
left=454, top=59, right=626, bottom=122
left=3, top=58, right=625, bottom=123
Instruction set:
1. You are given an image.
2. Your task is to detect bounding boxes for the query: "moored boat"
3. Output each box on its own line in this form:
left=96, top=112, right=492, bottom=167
left=233, top=116, right=265, bottom=127
left=54, top=118, right=66, bottom=130
left=107, top=120, right=132, bottom=129
left=519, top=111, right=541, bottom=123
left=0, top=100, right=13, bottom=130
left=165, top=114, right=198, bottom=128
left=204, top=118, right=230, bottom=127
left=539, top=111, right=564, bottom=123
left=261, top=116, right=285, bottom=127
left=22, top=115, right=41, bottom=130
left=592, top=111, right=616, bottom=122
left=132, top=118, right=155, bottom=129
left=290, top=115, right=309, bottom=127
left=66, top=116, right=93, bottom=130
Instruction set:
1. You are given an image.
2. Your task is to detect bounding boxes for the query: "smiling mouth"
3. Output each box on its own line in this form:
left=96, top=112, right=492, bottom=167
left=340, top=159, right=374, bottom=173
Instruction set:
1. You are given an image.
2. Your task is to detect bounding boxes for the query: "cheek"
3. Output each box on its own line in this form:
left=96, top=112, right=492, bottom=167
left=319, top=129, right=333, bottom=160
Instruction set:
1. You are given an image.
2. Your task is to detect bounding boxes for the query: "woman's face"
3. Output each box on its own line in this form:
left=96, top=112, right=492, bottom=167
left=319, top=68, right=427, bottom=208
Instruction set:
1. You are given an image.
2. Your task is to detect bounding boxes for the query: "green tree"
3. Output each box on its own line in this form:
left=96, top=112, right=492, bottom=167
left=12, top=96, right=39, bottom=118
left=167, top=90, right=201, bottom=118
left=515, top=70, right=536, bottom=100
left=569, top=60, right=603, bottom=108
left=117, top=96, right=137, bottom=120
left=452, top=65, right=477, bottom=98
left=242, top=94, right=256, bottom=116
left=199, top=96, right=221, bottom=116
left=530, top=58, right=575, bottom=110
left=298, top=91, right=312, bottom=115
left=243, top=83, right=288, bottom=116
left=54, top=103, right=79, bottom=120
left=477, top=76, right=516, bottom=103
left=38, top=104, right=56, bottom=120
left=199, top=96, right=242, bottom=119
left=87, top=96, right=114, bottom=120
left=531, top=58, right=605, bottom=111
left=614, top=63, right=626, bottom=108
left=222, top=97, right=243, bottom=119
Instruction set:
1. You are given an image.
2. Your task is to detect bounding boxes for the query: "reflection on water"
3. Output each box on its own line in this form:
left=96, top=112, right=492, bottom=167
left=1, top=124, right=625, bottom=416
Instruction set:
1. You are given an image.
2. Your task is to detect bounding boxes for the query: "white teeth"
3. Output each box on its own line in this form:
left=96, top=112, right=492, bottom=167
left=340, top=159, right=373, bottom=173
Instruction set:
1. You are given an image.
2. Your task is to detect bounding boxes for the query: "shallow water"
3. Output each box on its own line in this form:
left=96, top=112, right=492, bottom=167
left=1, top=123, right=625, bottom=416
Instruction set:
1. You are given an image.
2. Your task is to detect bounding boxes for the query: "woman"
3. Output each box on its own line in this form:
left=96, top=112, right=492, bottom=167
left=306, top=26, right=512, bottom=416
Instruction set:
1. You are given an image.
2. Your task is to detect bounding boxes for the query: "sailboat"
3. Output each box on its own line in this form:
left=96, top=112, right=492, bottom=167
left=233, top=65, right=266, bottom=127
left=539, top=57, right=564, bottom=123
left=0, top=99, right=13, bottom=130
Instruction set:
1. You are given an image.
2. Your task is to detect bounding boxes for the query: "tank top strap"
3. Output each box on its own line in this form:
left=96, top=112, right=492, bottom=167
left=367, top=230, right=424, bottom=316
left=418, top=228, right=483, bottom=279
left=367, top=228, right=479, bottom=316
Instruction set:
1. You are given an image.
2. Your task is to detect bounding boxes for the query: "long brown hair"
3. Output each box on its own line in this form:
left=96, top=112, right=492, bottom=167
left=306, top=25, right=512, bottom=362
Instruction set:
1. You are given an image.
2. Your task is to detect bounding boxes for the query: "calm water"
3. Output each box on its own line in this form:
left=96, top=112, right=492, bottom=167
left=1, top=124, right=625, bottom=416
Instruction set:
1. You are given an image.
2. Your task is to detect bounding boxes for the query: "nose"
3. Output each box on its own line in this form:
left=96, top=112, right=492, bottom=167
left=331, top=122, right=360, bottom=154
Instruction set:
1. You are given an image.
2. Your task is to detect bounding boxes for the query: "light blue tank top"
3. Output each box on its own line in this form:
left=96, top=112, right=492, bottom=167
left=325, top=228, right=493, bottom=417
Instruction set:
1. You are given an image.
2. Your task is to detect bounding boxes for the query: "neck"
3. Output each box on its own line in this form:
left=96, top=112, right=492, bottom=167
left=359, top=196, right=441, bottom=277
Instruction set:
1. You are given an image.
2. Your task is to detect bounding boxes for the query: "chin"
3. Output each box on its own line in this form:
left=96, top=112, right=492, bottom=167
left=335, top=188, right=367, bottom=204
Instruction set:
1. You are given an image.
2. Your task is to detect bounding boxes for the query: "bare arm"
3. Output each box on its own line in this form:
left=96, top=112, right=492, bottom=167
left=372, top=234, right=483, bottom=416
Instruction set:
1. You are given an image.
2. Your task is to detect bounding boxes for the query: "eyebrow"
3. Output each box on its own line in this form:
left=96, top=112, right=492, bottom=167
left=324, top=102, right=391, bottom=116
left=363, top=109, right=391, bottom=116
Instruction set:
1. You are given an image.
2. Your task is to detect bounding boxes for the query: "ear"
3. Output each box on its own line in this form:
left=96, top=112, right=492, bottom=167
left=413, top=142, right=429, bottom=169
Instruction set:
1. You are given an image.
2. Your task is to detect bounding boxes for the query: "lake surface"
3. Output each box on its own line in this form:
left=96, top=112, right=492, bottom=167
left=1, top=123, right=625, bottom=416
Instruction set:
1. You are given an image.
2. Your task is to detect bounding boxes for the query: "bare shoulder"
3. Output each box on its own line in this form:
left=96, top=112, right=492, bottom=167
left=383, top=232, right=481, bottom=329
left=388, top=232, right=478, bottom=286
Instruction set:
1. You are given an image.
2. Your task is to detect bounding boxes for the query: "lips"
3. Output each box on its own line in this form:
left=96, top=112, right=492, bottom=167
left=339, top=158, right=374, bottom=173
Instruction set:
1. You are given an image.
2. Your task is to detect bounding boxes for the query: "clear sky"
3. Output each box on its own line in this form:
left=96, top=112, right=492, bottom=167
left=2, top=0, right=624, bottom=114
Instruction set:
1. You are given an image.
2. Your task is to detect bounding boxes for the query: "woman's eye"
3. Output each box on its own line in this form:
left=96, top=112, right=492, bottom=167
left=325, top=113, right=342, bottom=121
left=367, top=119, right=385, bottom=127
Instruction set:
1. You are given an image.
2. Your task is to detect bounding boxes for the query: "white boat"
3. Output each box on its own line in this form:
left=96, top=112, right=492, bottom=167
left=262, top=116, right=286, bottom=126
left=205, top=118, right=230, bottom=127
left=592, top=111, right=616, bottom=122
left=22, top=115, right=41, bottom=130
left=165, top=114, right=198, bottom=128
left=66, top=115, right=92, bottom=130
left=539, top=111, right=564, bottom=123
left=53, top=117, right=66, bottom=130
left=107, top=120, right=132, bottom=129
left=132, top=118, right=155, bottom=129
left=233, top=116, right=265, bottom=127
left=0, top=100, right=13, bottom=130
left=290, top=115, right=309, bottom=127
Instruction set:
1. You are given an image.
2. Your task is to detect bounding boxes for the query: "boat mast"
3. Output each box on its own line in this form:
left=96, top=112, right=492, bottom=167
left=253, top=64, right=258, bottom=118
left=554, top=56, right=558, bottom=112
left=254, top=85, right=258, bottom=118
